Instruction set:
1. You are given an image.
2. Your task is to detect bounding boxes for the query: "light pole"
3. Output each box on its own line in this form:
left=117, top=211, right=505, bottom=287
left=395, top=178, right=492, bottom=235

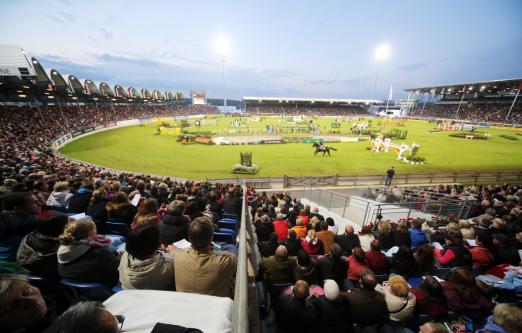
left=215, top=36, right=230, bottom=108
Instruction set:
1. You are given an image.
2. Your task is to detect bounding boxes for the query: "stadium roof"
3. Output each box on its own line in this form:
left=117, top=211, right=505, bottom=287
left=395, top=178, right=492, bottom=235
left=405, top=78, right=522, bottom=95
left=243, top=96, right=381, bottom=104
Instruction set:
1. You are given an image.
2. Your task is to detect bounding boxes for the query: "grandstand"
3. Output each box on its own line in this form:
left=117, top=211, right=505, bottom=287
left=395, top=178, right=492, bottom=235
left=1, top=45, right=522, bottom=333
left=405, top=79, right=522, bottom=124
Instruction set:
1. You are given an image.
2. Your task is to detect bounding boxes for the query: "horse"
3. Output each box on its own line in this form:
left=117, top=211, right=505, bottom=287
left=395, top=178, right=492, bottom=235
left=312, top=142, right=337, bottom=156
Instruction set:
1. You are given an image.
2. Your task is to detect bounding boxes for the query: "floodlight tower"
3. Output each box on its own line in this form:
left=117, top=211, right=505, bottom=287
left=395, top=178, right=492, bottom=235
left=215, top=36, right=230, bottom=107
left=372, top=44, right=390, bottom=101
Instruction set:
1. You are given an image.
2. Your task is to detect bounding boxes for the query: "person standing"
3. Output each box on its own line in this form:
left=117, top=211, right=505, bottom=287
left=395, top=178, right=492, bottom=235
left=385, top=166, right=395, bottom=187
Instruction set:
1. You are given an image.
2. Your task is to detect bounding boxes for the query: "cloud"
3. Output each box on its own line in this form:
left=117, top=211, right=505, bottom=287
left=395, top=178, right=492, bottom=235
left=398, top=62, right=430, bottom=71
left=99, top=27, right=113, bottom=41
left=49, top=14, right=66, bottom=25
left=307, top=77, right=365, bottom=86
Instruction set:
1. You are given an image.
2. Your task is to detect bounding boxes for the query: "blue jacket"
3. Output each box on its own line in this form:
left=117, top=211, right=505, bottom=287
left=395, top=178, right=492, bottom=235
left=409, top=228, right=427, bottom=249
left=501, top=271, right=522, bottom=295
left=475, top=315, right=508, bottom=333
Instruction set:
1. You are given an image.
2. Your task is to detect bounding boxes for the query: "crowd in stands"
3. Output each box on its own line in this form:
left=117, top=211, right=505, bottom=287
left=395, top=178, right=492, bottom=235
left=252, top=186, right=522, bottom=332
left=245, top=105, right=369, bottom=117
left=408, top=102, right=522, bottom=124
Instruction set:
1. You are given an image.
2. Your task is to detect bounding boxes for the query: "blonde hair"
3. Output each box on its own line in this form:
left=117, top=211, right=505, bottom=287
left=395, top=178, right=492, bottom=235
left=388, top=275, right=410, bottom=298
left=378, top=220, right=391, bottom=235
left=458, top=219, right=471, bottom=229
left=446, top=222, right=459, bottom=233
left=307, top=229, right=316, bottom=239
left=89, top=189, right=107, bottom=206
left=492, top=218, right=506, bottom=229
left=53, top=181, right=69, bottom=192
left=493, top=303, right=522, bottom=333
left=59, top=219, right=96, bottom=245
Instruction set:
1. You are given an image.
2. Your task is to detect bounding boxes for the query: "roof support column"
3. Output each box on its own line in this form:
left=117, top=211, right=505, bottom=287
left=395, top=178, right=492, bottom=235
left=455, top=86, right=466, bottom=119
left=506, top=89, right=520, bottom=121
left=421, top=93, right=429, bottom=115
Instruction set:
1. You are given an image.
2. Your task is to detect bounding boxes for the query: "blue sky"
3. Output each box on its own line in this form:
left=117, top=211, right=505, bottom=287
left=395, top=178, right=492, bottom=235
left=1, top=0, right=521, bottom=100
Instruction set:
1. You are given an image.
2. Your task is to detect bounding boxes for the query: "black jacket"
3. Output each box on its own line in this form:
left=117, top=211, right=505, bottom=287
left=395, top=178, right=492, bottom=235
left=86, top=199, right=109, bottom=223
left=58, top=247, right=120, bottom=287
left=254, top=222, right=273, bottom=243
left=0, top=211, right=37, bottom=261
left=106, top=204, right=137, bottom=224
left=17, top=231, right=60, bottom=278
left=317, top=254, right=348, bottom=287
left=346, top=288, right=388, bottom=327
left=311, top=296, right=351, bottom=333
left=222, top=196, right=242, bottom=218
left=274, top=295, right=318, bottom=333
left=67, top=191, right=92, bottom=213
left=335, top=233, right=360, bottom=256
left=283, top=237, right=302, bottom=257
left=159, top=213, right=190, bottom=245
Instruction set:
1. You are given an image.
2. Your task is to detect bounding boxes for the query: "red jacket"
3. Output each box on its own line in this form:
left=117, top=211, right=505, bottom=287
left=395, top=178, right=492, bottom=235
left=470, top=246, right=494, bottom=267
left=273, top=220, right=289, bottom=241
left=365, top=251, right=388, bottom=274
left=301, top=238, right=323, bottom=255
left=347, top=256, right=369, bottom=281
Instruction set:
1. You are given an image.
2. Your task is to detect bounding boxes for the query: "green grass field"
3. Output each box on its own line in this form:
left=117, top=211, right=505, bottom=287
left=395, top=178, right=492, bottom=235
left=59, top=117, right=522, bottom=179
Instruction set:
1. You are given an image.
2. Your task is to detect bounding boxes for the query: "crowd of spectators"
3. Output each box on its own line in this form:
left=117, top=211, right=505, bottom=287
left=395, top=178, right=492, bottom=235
left=252, top=188, right=522, bottom=333
left=408, top=102, right=522, bottom=124
left=245, top=105, right=369, bottom=117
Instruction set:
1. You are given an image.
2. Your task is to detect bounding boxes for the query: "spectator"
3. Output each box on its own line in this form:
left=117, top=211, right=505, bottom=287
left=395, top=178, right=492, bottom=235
left=297, top=209, right=310, bottom=227
left=492, top=233, right=520, bottom=265
left=0, top=193, right=40, bottom=262
left=443, top=268, right=493, bottom=321
left=309, top=207, right=325, bottom=222
left=346, top=247, right=369, bottom=288
left=476, top=303, right=522, bottom=333
left=365, top=239, right=389, bottom=274
left=392, top=246, right=418, bottom=278
left=57, top=218, right=120, bottom=287
left=16, top=215, right=68, bottom=279
left=294, top=250, right=320, bottom=285
left=173, top=217, right=237, bottom=298
left=392, top=221, right=411, bottom=248
left=46, top=181, right=72, bottom=209
left=326, top=217, right=337, bottom=235
left=222, top=187, right=242, bottom=219
left=131, top=198, right=159, bottom=230
left=44, top=301, right=119, bottom=333
left=273, top=213, right=289, bottom=240
left=434, top=231, right=472, bottom=267
left=470, top=232, right=494, bottom=267
left=358, top=225, right=375, bottom=252
left=317, top=243, right=347, bottom=288
left=375, top=220, right=394, bottom=250
left=414, top=244, right=436, bottom=275
left=316, top=221, right=335, bottom=254
left=458, top=219, right=475, bottom=240
left=254, top=214, right=273, bottom=243
left=301, top=229, right=323, bottom=255
left=409, top=219, right=428, bottom=249
left=346, top=269, right=389, bottom=329
left=260, top=245, right=297, bottom=285
left=501, top=266, right=522, bottom=296
left=0, top=275, right=52, bottom=333
left=290, top=218, right=307, bottom=239
left=118, top=223, right=174, bottom=290
left=158, top=200, right=190, bottom=245
left=335, top=225, right=360, bottom=256
left=385, top=166, right=395, bottom=187
left=86, top=189, right=109, bottom=223
left=411, top=275, right=448, bottom=319
left=273, top=280, right=317, bottom=333
left=376, top=274, right=416, bottom=326
left=260, top=232, right=279, bottom=257
left=311, top=279, right=351, bottom=333
left=106, top=192, right=137, bottom=224
left=282, top=230, right=302, bottom=256
left=67, top=180, right=93, bottom=213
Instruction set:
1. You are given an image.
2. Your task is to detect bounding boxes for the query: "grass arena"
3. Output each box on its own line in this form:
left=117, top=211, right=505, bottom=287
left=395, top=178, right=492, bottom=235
left=58, top=115, right=522, bottom=180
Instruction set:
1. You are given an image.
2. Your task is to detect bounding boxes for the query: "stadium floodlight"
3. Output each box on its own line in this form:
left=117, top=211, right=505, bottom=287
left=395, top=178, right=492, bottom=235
left=215, top=36, right=230, bottom=57
left=374, top=44, right=390, bottom=61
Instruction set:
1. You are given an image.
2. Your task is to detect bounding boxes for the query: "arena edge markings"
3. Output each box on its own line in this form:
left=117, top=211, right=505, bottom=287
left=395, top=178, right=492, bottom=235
left=59, top=118, right=522, bottom=179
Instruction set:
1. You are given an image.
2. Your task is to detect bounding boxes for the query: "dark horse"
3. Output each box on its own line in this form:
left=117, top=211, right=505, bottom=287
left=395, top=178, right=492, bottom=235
left=312, top=142, right=337, bottom=156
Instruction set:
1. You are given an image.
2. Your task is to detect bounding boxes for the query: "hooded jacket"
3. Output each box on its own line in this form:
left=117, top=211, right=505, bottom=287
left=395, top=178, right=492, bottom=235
left=16, top=232, right=60, bottom=278
left=57, top=238, right=120, bottom=287
left=475, top=315, right=509, bottom=333
left=118, top=251, right=174, bottom=290
left=0, top=211, right=37, bottom=261
left=159, top=212, right=190, bottom=245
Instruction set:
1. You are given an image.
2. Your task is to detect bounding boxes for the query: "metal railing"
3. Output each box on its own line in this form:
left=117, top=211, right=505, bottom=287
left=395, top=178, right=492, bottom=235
left=232, top=183, right=261, bottom=333
left=298, top=187, right=477, bottom=227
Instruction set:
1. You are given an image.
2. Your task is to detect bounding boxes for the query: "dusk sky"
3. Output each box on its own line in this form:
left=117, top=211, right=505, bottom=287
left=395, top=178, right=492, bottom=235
left=1, top=0, right=521, bottom=100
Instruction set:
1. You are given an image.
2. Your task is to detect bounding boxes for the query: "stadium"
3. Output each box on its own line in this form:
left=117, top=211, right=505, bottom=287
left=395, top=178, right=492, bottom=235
left=1, top=2, right=522, bottom=333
